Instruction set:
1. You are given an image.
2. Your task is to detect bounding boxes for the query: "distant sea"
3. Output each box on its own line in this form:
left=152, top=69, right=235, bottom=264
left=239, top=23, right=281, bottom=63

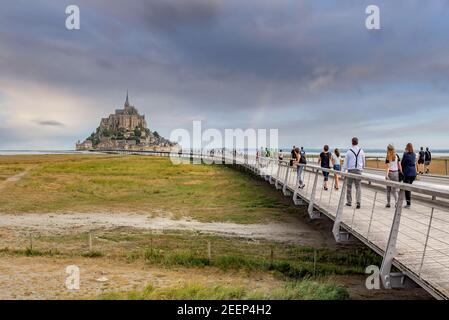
left=2, top=149, right=449, bottom=158
left=285, top=148, right=449, bottom=158
left=0, top=150, right=93, bottom=156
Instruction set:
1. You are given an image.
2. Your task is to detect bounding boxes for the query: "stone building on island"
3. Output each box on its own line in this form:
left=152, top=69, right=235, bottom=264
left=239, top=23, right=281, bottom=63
left=76, top=92, right=177, bottom=151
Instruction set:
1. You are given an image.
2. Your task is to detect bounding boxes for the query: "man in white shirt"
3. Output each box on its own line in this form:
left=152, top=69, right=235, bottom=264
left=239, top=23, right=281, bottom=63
left=342, top=137, right=365, bottom=209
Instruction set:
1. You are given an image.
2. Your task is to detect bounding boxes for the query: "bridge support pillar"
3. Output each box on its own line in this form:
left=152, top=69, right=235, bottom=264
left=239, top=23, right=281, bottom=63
left=307, top=170, right=321, bottom=219
left=332, top=178, right=352, bottom=242
left=292, top=187, right=304, bottom=206
left=281, top=166, right=291, bottom=196
left=273, top=164, right=282, bottom=190
left=380, top=190, right=406, bottom=289
left=269, top=161, right=277, bottom=185
left=275, top=165, right=283, bottom=190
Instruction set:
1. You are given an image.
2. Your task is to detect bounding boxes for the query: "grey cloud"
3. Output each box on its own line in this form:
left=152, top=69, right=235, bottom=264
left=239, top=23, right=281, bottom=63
left=141, top=0, right=223, bottom=31
left=1, top=0, right=449, bottom=149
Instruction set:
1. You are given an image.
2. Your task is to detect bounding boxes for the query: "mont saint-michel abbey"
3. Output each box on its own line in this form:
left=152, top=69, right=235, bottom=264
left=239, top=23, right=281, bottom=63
left=76, top=92, right=176, bottom=152
left=101, top=92, right=148, bottom=132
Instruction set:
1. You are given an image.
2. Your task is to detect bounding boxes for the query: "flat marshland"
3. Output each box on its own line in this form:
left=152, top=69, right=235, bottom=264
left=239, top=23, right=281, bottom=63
left=365, top=158, right=449, bottom=175
left=0, top=154, right=432, bottom=299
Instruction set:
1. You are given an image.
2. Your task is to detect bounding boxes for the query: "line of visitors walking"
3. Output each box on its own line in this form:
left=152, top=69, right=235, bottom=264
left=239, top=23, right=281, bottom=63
left=286, top=137, right=423, bottom=210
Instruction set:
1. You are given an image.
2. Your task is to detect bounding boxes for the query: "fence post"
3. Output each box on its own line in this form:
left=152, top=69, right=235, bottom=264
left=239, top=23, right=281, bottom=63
left=274, top=164, right=283, bottom=189
left=29, top=233, right=33, bottom=251
left=269, top=160, right=277, bottom=184
left=207, top=241, right=211, bottom=260
left=380, top=190, right=406, bottom=289
left=307, top=170, right=320, bottom=219
left=332, top=178, right=349, bottom=242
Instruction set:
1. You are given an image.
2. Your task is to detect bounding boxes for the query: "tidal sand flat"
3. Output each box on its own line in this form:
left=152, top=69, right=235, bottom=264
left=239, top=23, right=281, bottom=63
left=0, top=155, right=432, bottom=300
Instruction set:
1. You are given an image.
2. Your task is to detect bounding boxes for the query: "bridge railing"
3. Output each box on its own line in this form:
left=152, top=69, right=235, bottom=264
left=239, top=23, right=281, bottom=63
left=237, top=154, right=449, bottom=299
left=98, top=148, right=449, bottom=299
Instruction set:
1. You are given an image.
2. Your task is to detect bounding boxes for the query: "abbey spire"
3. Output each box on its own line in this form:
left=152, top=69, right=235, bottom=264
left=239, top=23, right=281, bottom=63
left=125, top=90, right=130, bottom=107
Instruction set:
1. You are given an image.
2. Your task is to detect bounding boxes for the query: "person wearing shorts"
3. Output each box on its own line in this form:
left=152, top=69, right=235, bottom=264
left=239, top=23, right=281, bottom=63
left=332, top=148, right=341, bottom=190
left=418, top=147, right=425, bottom=174
left=318, top=145, right=332, bottom=191
left=424, top=147, right=432, bottom=174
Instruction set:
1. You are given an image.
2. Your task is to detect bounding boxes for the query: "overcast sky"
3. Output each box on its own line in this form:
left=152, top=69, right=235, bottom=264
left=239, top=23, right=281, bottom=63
left=1, top=0, right=449, bottom=150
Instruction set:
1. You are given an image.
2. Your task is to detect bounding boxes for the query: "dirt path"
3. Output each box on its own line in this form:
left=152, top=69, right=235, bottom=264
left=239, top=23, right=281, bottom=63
left=0, top=166, right=35, bottom=191
left=0, top=212, right=337, bottom=247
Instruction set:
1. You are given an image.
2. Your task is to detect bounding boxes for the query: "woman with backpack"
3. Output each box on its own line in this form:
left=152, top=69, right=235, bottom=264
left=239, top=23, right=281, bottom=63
left=318, top=145, right=332, bottom=191
left=294, top=147, right=306, bottom=188
left=401, top=143, right=418, bottom=209
left=385, top=144, right=402, bottom=208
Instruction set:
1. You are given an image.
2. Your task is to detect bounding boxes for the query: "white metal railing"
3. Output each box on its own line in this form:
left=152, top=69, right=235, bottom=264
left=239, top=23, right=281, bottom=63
left=100, top=149, right=449, bottom=299
left=242, top=154, right=449, bottom=299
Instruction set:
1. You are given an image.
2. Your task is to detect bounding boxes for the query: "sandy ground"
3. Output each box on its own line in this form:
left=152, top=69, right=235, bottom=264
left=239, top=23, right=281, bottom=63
left=0, top=255, right=283, bottom=300
left=0, top=256, right=432, bottom=300
left=0, top=212, right=337, bottom=247
left=0, top=167, right=432, bottom=299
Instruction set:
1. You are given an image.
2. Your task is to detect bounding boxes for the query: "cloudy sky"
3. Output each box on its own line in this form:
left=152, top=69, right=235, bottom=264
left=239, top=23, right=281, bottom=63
left=0, top=0, right=448, bottom=150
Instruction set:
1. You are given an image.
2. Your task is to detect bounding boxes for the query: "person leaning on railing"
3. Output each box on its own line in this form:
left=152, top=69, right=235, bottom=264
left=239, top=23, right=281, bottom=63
left=293, top=147, right=306, bottom=189
left=401, top=143, right=418, bottom=209
left=342, top=137, right=365, bottom=209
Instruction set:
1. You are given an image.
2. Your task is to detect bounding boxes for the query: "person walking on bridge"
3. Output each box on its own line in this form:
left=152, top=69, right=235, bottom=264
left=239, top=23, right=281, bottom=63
left=278, top=149, right=284, bottom=161
left=401, top=143, right=417, bottom=209
left=418, top=147, right=425, bottom=174
left=385, top=144, right=402, bottom=208
left=332, top=148, right=342, bottom=190
left=425, top=147, right=432, bottom=174
left=318, top=145, right=332, bottom=191
left=294, top=147, right=307, bottom=188
left=290, top=146, right=296, bottom=166
left=343, top=137, right=365, bottom=209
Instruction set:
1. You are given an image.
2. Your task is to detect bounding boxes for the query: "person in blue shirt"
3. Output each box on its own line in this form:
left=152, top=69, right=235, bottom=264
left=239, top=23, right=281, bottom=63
left=401, top=143, right=418, bottom=208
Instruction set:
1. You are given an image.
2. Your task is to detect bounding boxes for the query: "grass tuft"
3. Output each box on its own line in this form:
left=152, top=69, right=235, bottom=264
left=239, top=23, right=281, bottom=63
left=97, top=280, right=349, bottom=300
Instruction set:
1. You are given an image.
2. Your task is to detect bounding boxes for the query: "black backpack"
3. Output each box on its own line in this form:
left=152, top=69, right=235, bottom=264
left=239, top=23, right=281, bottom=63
left=300, top=151, right=307, bottom=164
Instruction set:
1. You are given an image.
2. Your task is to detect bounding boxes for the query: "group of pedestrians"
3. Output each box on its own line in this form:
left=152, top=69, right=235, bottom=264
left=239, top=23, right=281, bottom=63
left=316, top=145, right=343, bottom=191
left=289, top=137, right=422, bottom=211
left=385, top=143, right=419, bottom=209
left=418, top=147, right=432, bottom=174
